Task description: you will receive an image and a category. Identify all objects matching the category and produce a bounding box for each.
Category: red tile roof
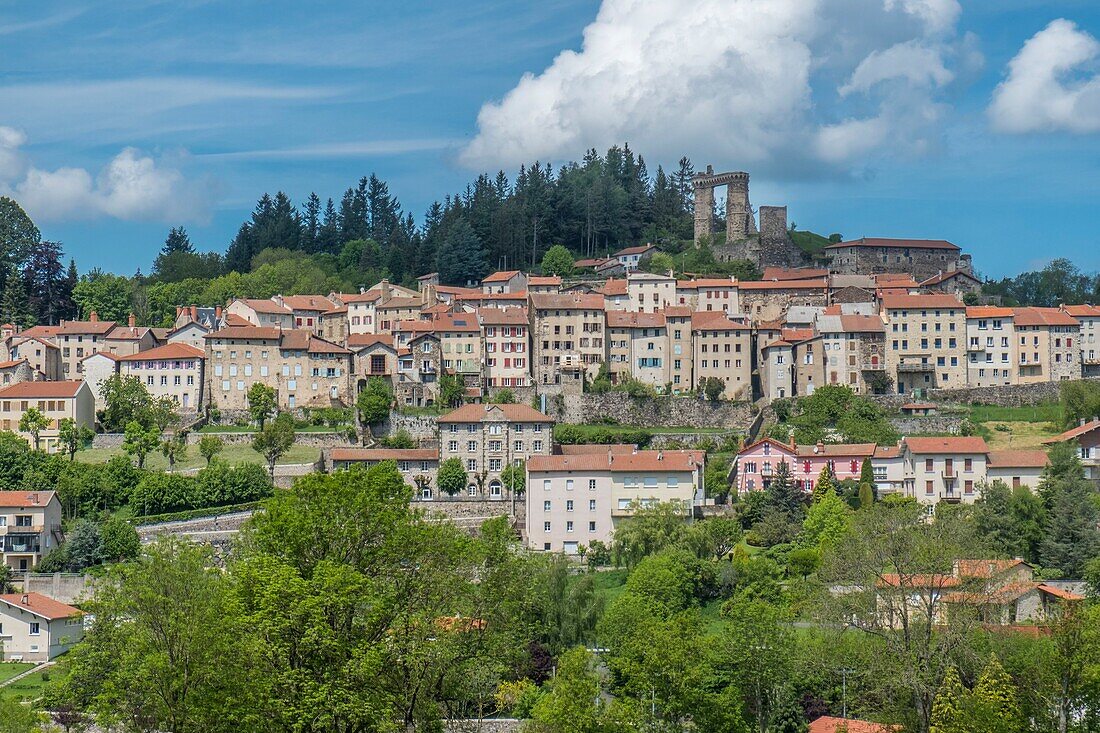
[117,343,204,362]
[280,295,335,311]
[955,559,1029,578]
[986,449,1049,469]
[762,266,830,281]
[438,403,551,423]
[615,244,656,256]
[966,306,1014,318]
[528,276,562,286]
[347,334,395,349]
[795,443,877,458]
[1062,304,1100,318]
[600,278,628,296]
[482,270,523,283]
[223,313,253,327]
[529,449,703,473]
[1044,419,1100,444]
[0,592,82,620]
[237,298,292,315]
[825,236,960,251]
[0,491,57,509]
[0,380,85,399]
[58,319,116,335]
[0,359,27,369]
[1012,307,1079,327]
[839,315,885,333]
[205,326,282,340]
[881,293,964,310]
[431,313,480,332]
[904,436,989,454]
[18,325,61,339]
[530,293,605,310]
[920,270,980,286]
[808,716,901,733]
[691,311,749,331]
[478,307,529,326]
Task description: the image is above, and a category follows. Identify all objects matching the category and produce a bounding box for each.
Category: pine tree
[970,655,1024,733]
[302,193,321,253]
[318,198,341,255]
[930,666,966,733]
[812,465,835,503]
[0,266,33,327]
[1040,474,1100,578]
[23,240,67,325]
[859,481,875,509]
[60,258,78,320]
[436,218,487,286]
[764,461,804,519]
[860,457,875,489]
[160,227,194,256]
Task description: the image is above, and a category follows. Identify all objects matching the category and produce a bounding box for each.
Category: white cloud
[0,132,210,223]
[989,19,1100,134]
[460,0,970,175]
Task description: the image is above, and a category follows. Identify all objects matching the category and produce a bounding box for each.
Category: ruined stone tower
[692,166,756,244]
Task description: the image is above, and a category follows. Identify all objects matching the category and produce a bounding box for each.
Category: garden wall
[382,412,440,440]
[868,377,1100,409]
[557,393,755,429]
[888,416,965,436]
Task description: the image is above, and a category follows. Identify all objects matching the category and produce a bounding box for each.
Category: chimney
[190,305,198,321]
[175,306,183,318]
[815,442,823,454]
[657,450,663,461]
[128,313,136,329]
[214,306,222,322]
[89,311,98,323]
[788,430,796,451]
[21,594,29,605]
[1081,418,1087,427]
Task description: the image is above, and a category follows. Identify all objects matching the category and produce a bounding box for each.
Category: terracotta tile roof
[280,331,351,355]
[920,270,980,286]
[1062,304,1100,318]
[691,311,749,331]
[280,295,335,311]
[0,380,85,399]
[434,286,481,297]
[530,293,605,310]
[881,293,964,310]
[330,448,437,462]
[795,443,877,458]
[478,307,529,326]
[615,244,656,256]
[956,559,1029,578]
[528,275,561,286]
[238,298,292,315]
[347,334,395,349]
[762,266,830,281]
[431,314,480,332]
[0,359,27,369]
[105,326,151,341]
[0,592,82,620]
[81,351,120,362]
[482,270,523,283]
[986,449,1049,469]
[599,278,628,296]
[1037,583,1084,601]
[575,257,615,269]
[877,573,961,589]
[901,402,937,410]
[438,403,551,423]
[1013,307,1079,327]
[529,449,703,473]
[737,278,828,290]
[0,491,57,509]
[18,325,61,339]
[58,319,116,335]
[825,236,960,251]
[117,343,204,362]
[966,306,1014,318]
[9,336,59,351]
[839,315,885,333]
[606,311,666,328]
[873,445,901,459]
[376,296,424,309]
[664,306,693,318]
[223,313,253,326]
[206,326,282,340]
[456,291,529,302]
[341,291,384,304]
[738,437,798,456]
[394,320,437,334]
[1044,419,1100,444]
[904,436,989,454]
[808,716,901,733]
[322,305,348,316]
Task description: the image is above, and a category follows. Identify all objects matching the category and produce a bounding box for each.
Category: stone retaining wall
[93,431,355,450]
[889,416,965,436]
[647,432,741,449]
[558,393,754,429]
[383,412,440,440]
[867,376,1100,409]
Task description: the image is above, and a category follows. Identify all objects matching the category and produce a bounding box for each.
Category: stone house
[690,311,752,399]
[665,307,694,394]
[737,278,829,323]
[273,295,336,335]
[7,337,61,381]
[0,491,63,572]
[438,403,554,500]
[479,307,531,389]
[319,304,348,344]
[0,381,95,453]
[881,293,966,394]
[965,306,1016,387]
[348,334,398,391]
[824,237,969,281]
[939,560,1082,625]
[395,332,441,408]
[530,293,607,386]
[102,315,157,357]
[1061,304,1100,376]
[526,448,704,554]
[79,351,120,412]
[118,342,206,412]
[605,311,668,390]
[0,592,84,661]
[758,328,818,400]
[815,313,887,394]
[674,278,740,314]
[1013,307,1081,383]
[919,269,982,298]
[0,359,35,387]
[225,298,294,329]
[481,270,528,294]
[329,448,439,496]
[56,313,116,378]
[599,278,630,310]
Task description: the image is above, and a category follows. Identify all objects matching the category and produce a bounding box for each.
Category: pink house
[734,437,876,494]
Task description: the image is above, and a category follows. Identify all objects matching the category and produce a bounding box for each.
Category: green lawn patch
[789,230,835,257]
[589,568,629,604]
[0,662,34,685]
[199,424,346,433]
[968,402,1063,424]
[0,659,65,703]
[75,443,321,471]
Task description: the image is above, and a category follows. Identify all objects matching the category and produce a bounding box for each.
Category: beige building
[0,491,63,573]
[965,307,1016,387]
[691,312,752,399]
[118,342,206,412]
[80,352,120,412]
[438,403,554,500]
[881,294,966,394]
[7,337,61,381]
[205,326,353,411]
[225,298,294,329]
[273,295,336,335]
[0,592,84,661]
[1062,304,1100,377]
[665,307,694,394]
[0,381,95,453]
[626,272,675,313]
[675,278,740,314]
[816,313,887,394]
[530,293,606,386]
[901,437,989,506]
[329,448,439,496]
[481,270,527,294]
[57,314,116,377]
[1013,307,1081,383]
[102,315,157,357]
[480,307,531,389]
[605,311,668,390]
[526,448,704,553]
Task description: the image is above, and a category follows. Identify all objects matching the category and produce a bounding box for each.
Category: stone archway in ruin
[692,166,757,246]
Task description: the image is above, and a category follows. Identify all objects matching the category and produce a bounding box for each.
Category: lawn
[589,568,629,605]
[0,659,65,703]
[967,402,1064,450]
[74,443,321,471]
[968,402,1064,424]
[0,662,34,685]
[564,423,734,436]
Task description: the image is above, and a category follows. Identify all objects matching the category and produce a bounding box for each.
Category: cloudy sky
[1,0,1098,277]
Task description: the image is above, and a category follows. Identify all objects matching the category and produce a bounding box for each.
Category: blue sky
[0,0,1098,278]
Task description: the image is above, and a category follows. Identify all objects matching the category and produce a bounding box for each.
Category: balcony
[897,361,935,373]
[940,491,962,504]
[2,525,43,535]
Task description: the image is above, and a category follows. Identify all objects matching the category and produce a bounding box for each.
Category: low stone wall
[559,393,754,429]
[889,416,965,436]
[383,412,440,440]
[93,431,354,450]
[867,376,1100,409]
[439,720,523,733]
[647,432,741,449]
[416,498,520,521]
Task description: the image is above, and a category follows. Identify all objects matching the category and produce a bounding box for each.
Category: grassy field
[74,443,321,470]
[788,229,835,258]
[564,423,734,436]
[0,662,33,685]
[968,403,1064,424]
[966,402,1064,450]
[0,660,63,703]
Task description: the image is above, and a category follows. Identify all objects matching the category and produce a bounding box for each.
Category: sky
[1,0,1099,279]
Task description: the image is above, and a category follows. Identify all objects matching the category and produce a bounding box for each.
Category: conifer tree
[859,481,875,509]
[812,464,835,503]
[970,655,1024,733]
[930,666,967,733]
[764,461,804,519]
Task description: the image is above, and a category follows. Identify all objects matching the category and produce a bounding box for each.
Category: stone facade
[825,238,971,282]
[558,392,754,429]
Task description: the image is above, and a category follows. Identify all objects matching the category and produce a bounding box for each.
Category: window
[29,622,40,635]
[566,500,574,511]
[466,459,477,471]
[588,479,596,490]
[589,521,597,531]
[543,521,551,532]
[566,521,574,532]
[589,499,596,510]
[566,479,574,491]
[543,500,551,511]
